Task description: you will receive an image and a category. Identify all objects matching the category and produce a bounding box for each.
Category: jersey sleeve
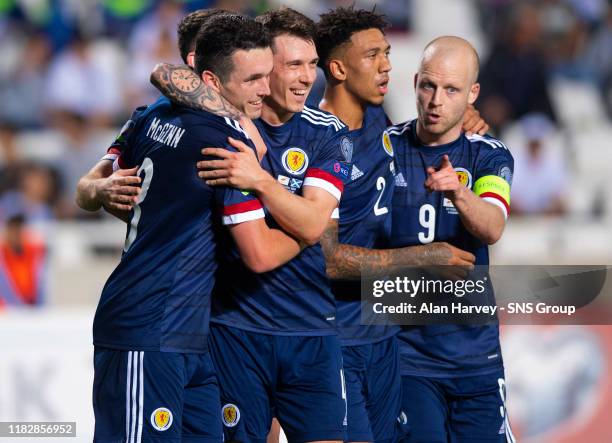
[473,141,514,219]
[303,128,351,201]
[101,105,148,169]
[207,119,266,226]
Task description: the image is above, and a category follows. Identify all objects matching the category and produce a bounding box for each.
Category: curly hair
[316,7,389,77]
[177,8,231,64]
[194,14,271,82]
[256,7,316,47]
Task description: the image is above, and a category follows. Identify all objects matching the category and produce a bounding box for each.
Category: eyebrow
[286,57,319,64]
[364,44,391,54]
[244,73,265,81]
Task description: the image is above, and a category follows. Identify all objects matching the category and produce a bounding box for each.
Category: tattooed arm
[150,63,243,120]
[320,220,476,280]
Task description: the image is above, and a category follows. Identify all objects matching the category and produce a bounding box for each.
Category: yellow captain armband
[473,175,511,218]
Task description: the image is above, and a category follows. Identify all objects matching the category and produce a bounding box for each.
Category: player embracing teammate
[81,5,514,443]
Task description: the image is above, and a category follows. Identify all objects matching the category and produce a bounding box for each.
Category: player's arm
[320,219,475,280]
[200,138,339,246]
[425,155,508,244]
[151,63,268,156]
[150,63,243,121]
[230,220,303,273]
[217,190,303,273]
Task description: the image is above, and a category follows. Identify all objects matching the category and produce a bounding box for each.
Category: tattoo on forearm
[150,63,243,120]
[320,222,452,280]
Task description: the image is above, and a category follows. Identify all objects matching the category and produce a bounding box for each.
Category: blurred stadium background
[1,0,611,441]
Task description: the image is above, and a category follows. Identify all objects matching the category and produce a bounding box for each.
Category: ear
[186,52,195,68]
[413,73,419,91]
[202,70,221,92]
[329,59,347,82]
[468,82,480,105]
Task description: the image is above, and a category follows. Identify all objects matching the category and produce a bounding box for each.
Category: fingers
[425,175,458,192]
[106,202,135,212]
[204,178,230,187]
[113,176,141,186]
[201,147,236,159]
[456,249,476,264]
[116,166,140,176]
[462,114,479,134]
[227,137,250,152]
[439,154,452,169]
[110,193,139,205]
[477,122,490,135]
[197,159,232,170]
[198,169,230,179]
[116,185,140,196]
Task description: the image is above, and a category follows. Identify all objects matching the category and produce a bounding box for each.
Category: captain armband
[473,175,511,219]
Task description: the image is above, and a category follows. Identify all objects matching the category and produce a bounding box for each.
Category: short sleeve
[473,141,514,219]
[208,121,265,225]
[102,105,148,168]
[303,129,352,201]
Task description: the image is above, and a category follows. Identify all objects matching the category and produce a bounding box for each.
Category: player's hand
[198,137,271,190]
[422,242,475,280]
[462,104,489,136]
[94,166,141,211]
[424,155,463,200]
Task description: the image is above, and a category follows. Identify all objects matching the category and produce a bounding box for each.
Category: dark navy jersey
[93,97,264,353]
[211,106,349,335]
[332,105,401,346]
[388,119,513,377]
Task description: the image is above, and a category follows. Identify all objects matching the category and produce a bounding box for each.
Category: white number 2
[374,176,389,216]
[124,157,154,252]
[418,204,436,244]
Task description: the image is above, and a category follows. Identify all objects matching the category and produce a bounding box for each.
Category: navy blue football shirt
[93,97,264,353]
[388,119,513,377]
[332,105,402,346]
[211,106,350,335]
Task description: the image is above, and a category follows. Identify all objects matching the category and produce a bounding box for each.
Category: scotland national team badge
[150,407,173,431]
[382,131,394,157]
[455,167,472,189]
[340,136,353,162]
[222,403,241,428]
[282,147,309,175]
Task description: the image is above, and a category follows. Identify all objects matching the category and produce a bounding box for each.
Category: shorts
[342,336,403,442]
[208,323,346,443]
[399,369,515,443]
[93,347,222,442]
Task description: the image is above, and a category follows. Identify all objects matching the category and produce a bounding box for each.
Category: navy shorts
[93,347,222,443]
[399,369,515,443]
[208,323,346,443]
[342,336,403,443]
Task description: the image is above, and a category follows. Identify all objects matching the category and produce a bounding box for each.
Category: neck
[415,120,462,146]
[319,83,366,130]
[261,98,294,126]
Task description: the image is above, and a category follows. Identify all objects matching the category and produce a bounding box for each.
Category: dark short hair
[316,7,389,77]
[177,8,230,64]
[256,7,316,47]
[194,15,271,82]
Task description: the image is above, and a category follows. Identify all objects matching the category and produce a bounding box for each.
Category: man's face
[414,53,479,140]
[266,34,318,118]
[219,47,273,119]
[341,28,391,106]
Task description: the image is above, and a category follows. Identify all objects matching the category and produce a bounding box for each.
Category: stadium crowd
[0,0,611,303]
